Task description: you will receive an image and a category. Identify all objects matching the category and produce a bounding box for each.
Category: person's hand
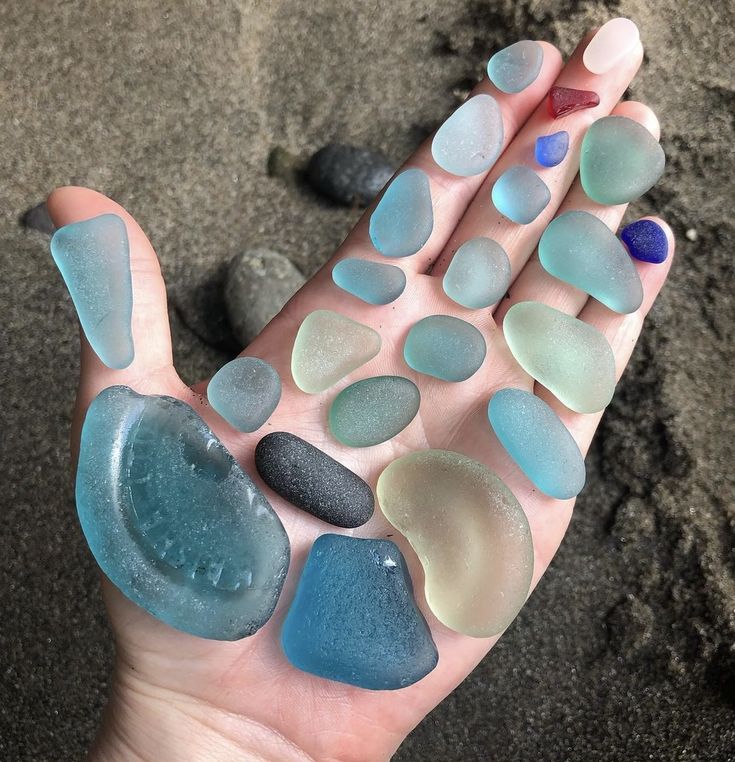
[48,29,673,762]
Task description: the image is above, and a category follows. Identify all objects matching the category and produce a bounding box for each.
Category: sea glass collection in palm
[487,40,544,94]
[492,165,551,224]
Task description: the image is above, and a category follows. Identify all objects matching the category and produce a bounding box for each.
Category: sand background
[1,0,733,759]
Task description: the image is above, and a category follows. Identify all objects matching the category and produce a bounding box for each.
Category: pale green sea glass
[504,302,616,413]
[443,237,511,309]
[377,450,534,637]
[291,310,381,394]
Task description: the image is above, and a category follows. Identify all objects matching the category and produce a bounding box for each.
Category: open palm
[50,30,673,762]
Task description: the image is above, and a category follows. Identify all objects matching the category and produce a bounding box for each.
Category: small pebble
[621,219,669,264]
[443,237,511,308]
[492,165,550,224]
[548,86,600,118]
[255,432,375,528]
[332,258,406,305]
[534,130,569,167]
[685,228,698,242]
[21,202,56,234]
[487,40,544,94]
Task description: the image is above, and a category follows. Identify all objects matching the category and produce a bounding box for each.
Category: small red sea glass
[548,86,600,118]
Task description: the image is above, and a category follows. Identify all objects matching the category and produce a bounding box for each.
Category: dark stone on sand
[20,202,55,234]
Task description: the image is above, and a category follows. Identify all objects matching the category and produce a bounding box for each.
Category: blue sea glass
[431,94,504,176]
[443,237,511,308]
[207,357,281,433]
[369,168,433,258]
[487,40,544,94]
[535,131,569,167]
[404,315,486,382]
[50,213,134,369]
[332,258,406,305]
[492,166,550,224]
[621,219,669,264]
[488,388,586,499]
[281,534,438,690]
[76,385,290,640]
[538,211,643,314]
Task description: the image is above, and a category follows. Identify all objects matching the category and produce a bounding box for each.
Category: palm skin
[48,30,673,762]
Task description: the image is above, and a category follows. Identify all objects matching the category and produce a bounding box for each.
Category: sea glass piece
[377,450,533,637]
[504,302,616,413]
[431,94,504,176]
[369,168,433,258]
[548,86,600,118]
[255,432,374,527]
[535,130,569,167]
[329,375,420,447]
[488,388,586,499]
[291,310,381,394]
[443,237,511,308]
[281,534,438,690]
[49,213,134,369]
[404,315,486,382]
[580,116,665,204]
[207,357,281,433]
[492,165,550,224]
[538,210,643,314]
[332,258,406,305]
[621,219,669,264]
[75,386,290,640]
[583,18,640,75]
[487,40,543,94]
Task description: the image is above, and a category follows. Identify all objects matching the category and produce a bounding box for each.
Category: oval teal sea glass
[332,258,406,305]
[443,237,511,308]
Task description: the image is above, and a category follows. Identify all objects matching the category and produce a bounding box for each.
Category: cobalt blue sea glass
[332,258,406,305]
[621,219,669,264]
[487,40,544,94]
[492,166,550,224]
[281,534,438,690]
[488,388,586,499]
[76,385,290,640]
[535,130,569,167]
[50,213,134,369]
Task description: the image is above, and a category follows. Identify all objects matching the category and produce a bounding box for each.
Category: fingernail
[583,18,640,75]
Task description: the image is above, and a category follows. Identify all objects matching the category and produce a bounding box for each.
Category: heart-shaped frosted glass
[487,40,543,94]
[332,258,406,305]
[538,210,643,313]
[443,237,511,309]
[431,94,504,176]
[504,302,616,413]
[377,449,534,637]
[492,166,550,224]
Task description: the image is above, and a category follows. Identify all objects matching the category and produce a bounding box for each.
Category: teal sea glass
[281,534,438,690]
[492,166,550,224]
[329,375,420,447]
[580,116,665,205]
[332,258,406,305]
[443,237,511,308]
[76,385,290,640]
[488,388,586,499]
[369,168,433,258]
[538,210,643,314]
[487,40,544,94]
[431,94,504,176]
[50,213,134,369]
[207,357,281,432]
[404,315,486,382]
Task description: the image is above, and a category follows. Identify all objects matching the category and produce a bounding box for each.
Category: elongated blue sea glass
[621,219,669,264]
[76,385,290,640]
[431,94,504,176]
[50,213,134,369]
[487,40,543,94]
[488,388,585,499]
[404,315,486,382]
[443,237,511,308]
[332,258,406,305]
[281,534,438,690]
[207,357,281,432]
[538,210,643,314]
[369,168,433,258]
[492,166,550,224]
[535,131,569,167]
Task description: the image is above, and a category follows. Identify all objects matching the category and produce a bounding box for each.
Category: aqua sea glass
[377,450,533,637]
[431,94,504,176]
[369,168,433,258]
[538,210,643,314]
[76,386,290,640]
[281,534,438,689]
[535,130,569,167]
[329,375,420,447]
[50,213,134,369]
[332,258,406,305]
[492,166,550,224]
[580,116,665,205]
[207,357,281,432]
[488,388,586,499]
[291,310,381,393]
[621,219,669,264]
[404,315,486,382]
[487,40,543,94]
[504,302,616,414]
[443,237,511,308]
